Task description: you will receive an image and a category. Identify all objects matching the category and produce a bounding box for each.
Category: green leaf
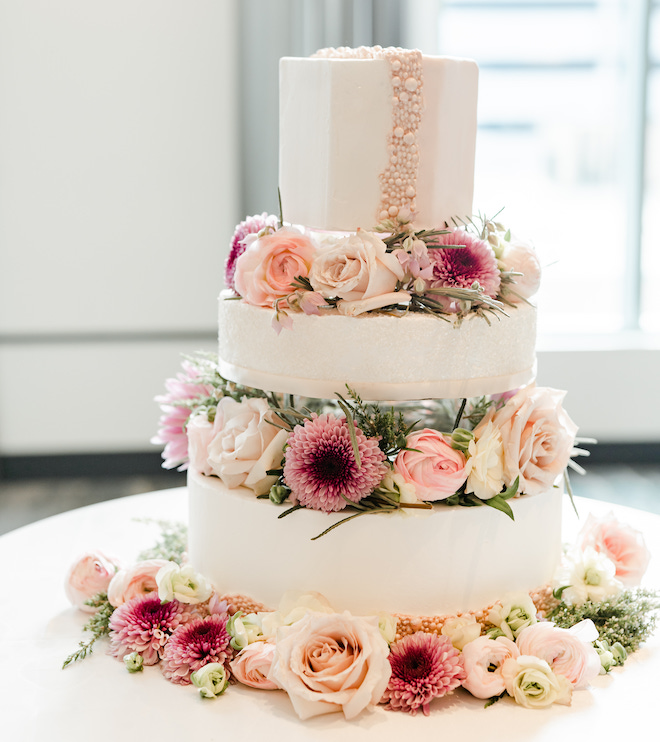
[483,494,515,520]
[500,476,520,500]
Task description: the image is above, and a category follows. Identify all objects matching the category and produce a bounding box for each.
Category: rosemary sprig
[62,593,114,668]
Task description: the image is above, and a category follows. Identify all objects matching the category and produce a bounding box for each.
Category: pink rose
[268,612,391,720]
[482,385,578,496]
[461,635,520,699]
[107,559,170,607]
[579,512,651,586]
[394,428,468,500]
[64,551,121,612]
[515,620,601,689]
[230,642,279,690]
[234,227,317,307]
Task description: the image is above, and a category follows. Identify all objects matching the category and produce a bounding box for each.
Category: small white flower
[464,420,505,499]
[377,612,397,644]
[441,615,482,650]
[156,562,212,604]
[487,591,537,640]
[191,662,229,698]
[554,547,623,606]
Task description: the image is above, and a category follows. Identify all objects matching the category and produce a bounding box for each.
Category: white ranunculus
[464,420,505,499]
[260,590,336,639]
[156,562,212,604]
[191,662,229,698]
[309,229,405,302]
[554,547,623,606]
[502,655,573,709]
[207,396,287,495]
[487,591,538,640]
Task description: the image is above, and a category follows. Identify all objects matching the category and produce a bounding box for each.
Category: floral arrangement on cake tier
[223,211,541,332]
[63,514,658,718]
[153,353,589,535]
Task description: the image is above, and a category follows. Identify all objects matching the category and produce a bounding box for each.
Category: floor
[1,465,659,537]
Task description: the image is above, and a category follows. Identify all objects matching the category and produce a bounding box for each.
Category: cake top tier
[279,46,478,232]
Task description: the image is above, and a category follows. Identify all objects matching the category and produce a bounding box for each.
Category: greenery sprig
[62,593,114,668]
[135,518,188,564]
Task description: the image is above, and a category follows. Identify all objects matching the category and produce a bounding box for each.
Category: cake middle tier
[217,295,537,400]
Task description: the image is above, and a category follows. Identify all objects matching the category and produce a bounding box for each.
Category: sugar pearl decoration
[311,45,423,224]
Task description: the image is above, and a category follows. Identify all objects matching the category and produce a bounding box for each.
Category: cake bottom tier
[187,469,563,617]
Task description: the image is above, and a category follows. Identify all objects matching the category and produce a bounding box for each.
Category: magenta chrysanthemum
[160,613,233,685]
[225,212,279,292]
[428,229,500,299]
[151,361,215,470]
[382,632,466,715]
[108,594,192,666]
[283,413,388,512]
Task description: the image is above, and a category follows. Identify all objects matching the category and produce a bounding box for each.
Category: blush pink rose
[268,612,391,720]
[107,559,170,608]
[461,635,520,699]
[394,428,468,500]
[234,227,317,307]
[515,620,601,689]
[579,512,651,586]
[499,237,542,301]
[64,551,121,612]
[186,411,216,476]
[482,385,578,496]
[230,641,279,690]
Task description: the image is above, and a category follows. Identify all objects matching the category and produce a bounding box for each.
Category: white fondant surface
[2,490,657,739]
[218,295,537,400]
[187,469,563,616]
[279,55,478,231]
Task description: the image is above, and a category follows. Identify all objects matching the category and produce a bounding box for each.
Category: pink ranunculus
[482,385,578,496]
[230,641,279,690]
[461,635,520,699]
[233,227,317,307]
[107,559,170,608]
[515,620,601,689]
[64,551,121,612]
[499,237,542,301]
[394,428,468,500]
[268,611,392,720]
[579,512,651,586]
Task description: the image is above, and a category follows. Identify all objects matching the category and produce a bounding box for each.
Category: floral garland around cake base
[63,513,658,719]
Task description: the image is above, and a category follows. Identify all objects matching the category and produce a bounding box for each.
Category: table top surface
[1,488,658,741]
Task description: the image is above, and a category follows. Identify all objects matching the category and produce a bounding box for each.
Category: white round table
[1,489,657,741]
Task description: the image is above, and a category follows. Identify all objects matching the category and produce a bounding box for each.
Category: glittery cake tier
[217,293,537,401]
[279,47,478,232]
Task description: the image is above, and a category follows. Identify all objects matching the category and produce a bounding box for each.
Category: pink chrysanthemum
[225,213,279,291]
[108,594,192,666]
[283,413,388,512]
[160,613,234,685]
[382,632,466,715]
[151,361,215,470]
[428,229,500,299]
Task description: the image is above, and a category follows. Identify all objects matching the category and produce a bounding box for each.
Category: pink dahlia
[160,613,234,685]
[151,361,215,470]
[382,632,466,715]
[428,229,501,300]
[283,413,388,512]
[108,594,192,666]
[225,212,279,292]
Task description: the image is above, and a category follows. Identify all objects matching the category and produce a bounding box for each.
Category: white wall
[0,1,239,455]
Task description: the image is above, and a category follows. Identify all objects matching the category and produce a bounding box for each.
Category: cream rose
[502,655,573,709]
[206,396,288,496]
[230,642,279,690]
[441,615,482,650]
[483,385,578,496]
[515,620,601,689]
[579,512,651,586]
[64,551,121,612]
[464,420,505,499]
[234,227,317,307]
[309,230,405,306]
[107,559,169,607]
[186,411,215,476]
[394,428,468,500]
[461,635,520,699]
[156,562,212,605]
[268,611,392,720]
[259,591,336,639]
